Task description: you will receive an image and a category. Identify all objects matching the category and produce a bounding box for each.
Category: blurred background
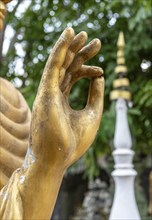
[0,0,152,219]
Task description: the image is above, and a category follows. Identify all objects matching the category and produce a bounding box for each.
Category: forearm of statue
[0,149,65,219]
[0,28,104,220]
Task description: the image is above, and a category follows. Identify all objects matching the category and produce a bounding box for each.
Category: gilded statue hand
[0,28,104,220]
[30,27,104,170]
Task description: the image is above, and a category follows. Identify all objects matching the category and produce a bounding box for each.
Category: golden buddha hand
[0,28,104,220]
[30,27,104,170]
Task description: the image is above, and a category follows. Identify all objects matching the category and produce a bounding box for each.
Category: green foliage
[1,0,152,178]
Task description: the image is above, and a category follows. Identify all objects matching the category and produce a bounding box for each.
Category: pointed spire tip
[117,31,125,48]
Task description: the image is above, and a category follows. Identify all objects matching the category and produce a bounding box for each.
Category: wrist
[23,146,66,176]
[18,152,66,219]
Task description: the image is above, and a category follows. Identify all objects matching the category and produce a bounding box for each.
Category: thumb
[87,76,104,115]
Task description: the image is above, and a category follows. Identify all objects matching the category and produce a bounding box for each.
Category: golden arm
[0,27,104,219]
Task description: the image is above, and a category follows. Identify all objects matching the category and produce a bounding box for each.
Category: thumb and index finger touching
[41,27,104,112]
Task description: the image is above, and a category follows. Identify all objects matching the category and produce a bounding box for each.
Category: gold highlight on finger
[60,27,75,45]
[70,31,88,53]
[71,65,104,83]
[59,31,88,86]
[66,38,101,75]
[87,76,104,112]
[78,38,101,62]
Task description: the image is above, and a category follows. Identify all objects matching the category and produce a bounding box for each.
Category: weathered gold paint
[0,0,13,29]
[2,0,12,3]
[0,9,104,218]
[0,78,31,189]
[0,1,6,30]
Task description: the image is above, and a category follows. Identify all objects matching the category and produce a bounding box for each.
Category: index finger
[67,38,101,74]
[43,28,75,86]
[59,31,88,85]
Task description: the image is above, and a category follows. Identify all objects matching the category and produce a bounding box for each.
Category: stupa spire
[110,32,131,101]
